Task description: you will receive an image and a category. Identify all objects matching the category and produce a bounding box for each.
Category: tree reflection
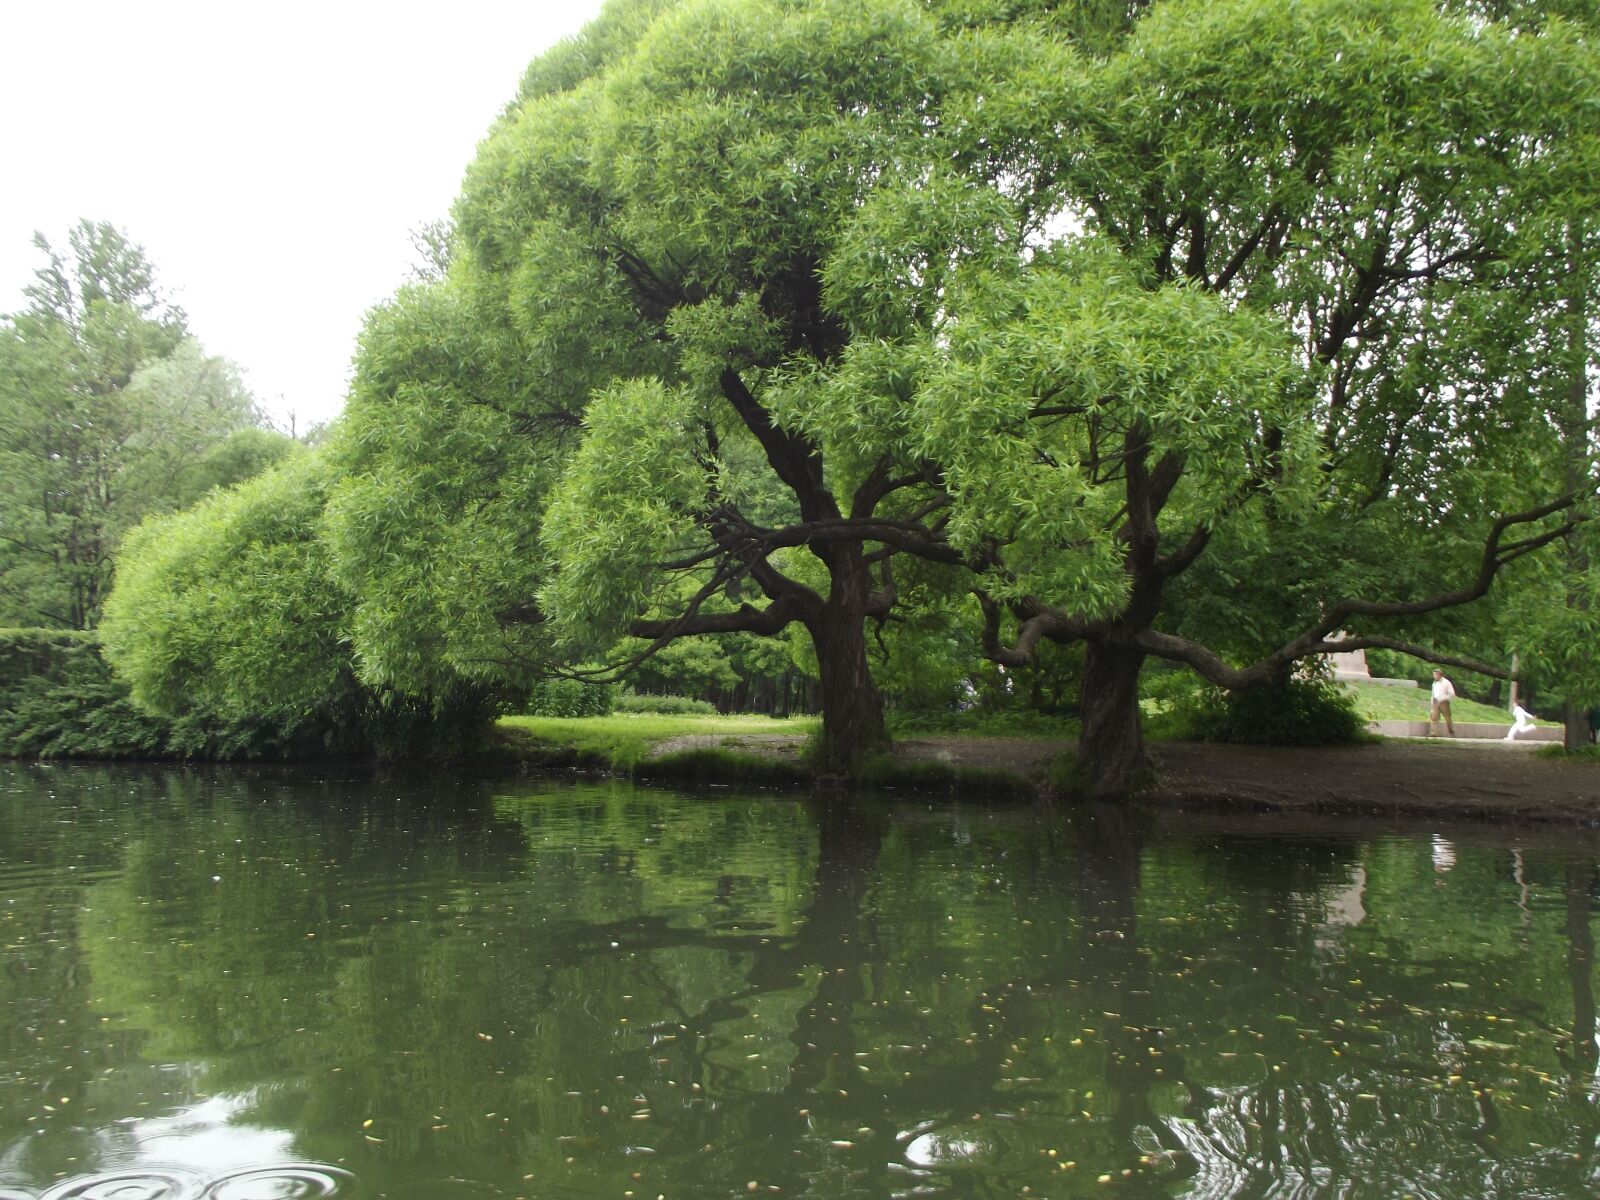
[1562,860,1598,1077]
[9,765,1600,1199]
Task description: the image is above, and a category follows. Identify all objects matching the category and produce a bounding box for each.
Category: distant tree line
[0,221,300,630]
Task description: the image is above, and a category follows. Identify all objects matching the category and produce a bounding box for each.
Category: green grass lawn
[497,683,1549,775]
[1340,681,1550,725]
[888,708,1079,739]
[498,712,816,770]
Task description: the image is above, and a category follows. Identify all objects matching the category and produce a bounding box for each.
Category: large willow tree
[903,0,1600,787]
[333,0,1047,767]
[330,0,1595,783]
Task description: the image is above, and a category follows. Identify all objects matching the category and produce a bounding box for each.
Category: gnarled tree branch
[1133,496,1582,687]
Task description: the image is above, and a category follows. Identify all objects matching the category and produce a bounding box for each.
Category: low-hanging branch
[977,592,1099,668]
[1132,495,1582,688]
[1135,628,1518,688]
[552,558,814,685]
[979,494,1583,688]
[630,593,813,642]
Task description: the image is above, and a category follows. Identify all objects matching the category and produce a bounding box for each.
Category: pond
[2,762,1599,1199]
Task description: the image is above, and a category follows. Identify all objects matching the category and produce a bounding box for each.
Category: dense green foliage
[525,678,617,718]
[1207,675,1367,748]
[100,457,496,759]
[309,0,1596,786]
[0,629,167,758]
[0,628,352,761]
[614,690,717,715]
[83,0,1599,780]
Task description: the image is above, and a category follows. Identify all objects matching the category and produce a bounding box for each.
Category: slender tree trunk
[1566,702,1593,750]
[1562,222,1593,752]
[1077,640,1151,797]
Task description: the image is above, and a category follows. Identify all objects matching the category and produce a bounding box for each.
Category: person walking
[1504,702,1537,741]
[1429,669,1456,736]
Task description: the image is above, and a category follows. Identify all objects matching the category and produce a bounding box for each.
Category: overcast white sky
[1,1,605,431]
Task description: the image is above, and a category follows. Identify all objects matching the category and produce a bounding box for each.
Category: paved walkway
[1367,719,1561,743]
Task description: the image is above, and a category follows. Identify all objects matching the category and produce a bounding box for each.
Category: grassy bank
[493,711,1044,797]
[497,712,816,772]
[493,683,1567,798]
[1340,681,1553,725]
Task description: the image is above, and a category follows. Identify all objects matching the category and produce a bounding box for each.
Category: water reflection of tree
[1072,803,1205,1182]
[21,765,1600,1199]
[0,884,123,1184]
[1561,860,1598,1077]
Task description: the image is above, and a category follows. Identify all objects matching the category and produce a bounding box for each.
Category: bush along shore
[0,642,1049,798]
[10,647,1591,815]
[0,628,496,763]
[2,629,176,760]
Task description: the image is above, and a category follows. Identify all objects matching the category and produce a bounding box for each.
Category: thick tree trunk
[810,611,888,772]
[1565,701,1593,754]
[749,799,886,1098]
[1077,640,1151,797]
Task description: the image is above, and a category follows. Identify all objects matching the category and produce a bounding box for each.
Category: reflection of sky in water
[17,1112,352,1200]
[903,1131,981,1167]
[100,1095,295,1173]
[0,1094,321,1200]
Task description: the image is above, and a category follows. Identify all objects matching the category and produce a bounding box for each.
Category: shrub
[1141,665,1364,748]
[614,691,717,715]
[1208,673,1365,746]
[525,678,617,718]
[0,629,171,759]
[0,626,497,762]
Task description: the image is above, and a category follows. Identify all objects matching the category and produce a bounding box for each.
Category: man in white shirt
[1429,669,1456,736]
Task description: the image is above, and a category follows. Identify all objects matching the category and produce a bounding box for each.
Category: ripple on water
[199,1165,355,1200]
[28,1165,356,1200]
[38,1167,204,1200]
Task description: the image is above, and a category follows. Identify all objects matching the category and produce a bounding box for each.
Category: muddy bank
[862,732,1598,826]
[650,729,1597,824]
[1143,740,1599,825]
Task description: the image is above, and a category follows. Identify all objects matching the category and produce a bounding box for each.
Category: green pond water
[3,762,1600,1199]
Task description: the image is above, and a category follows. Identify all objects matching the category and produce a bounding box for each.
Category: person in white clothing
[1504,703,1537,741]
[1429,669,1456,736]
